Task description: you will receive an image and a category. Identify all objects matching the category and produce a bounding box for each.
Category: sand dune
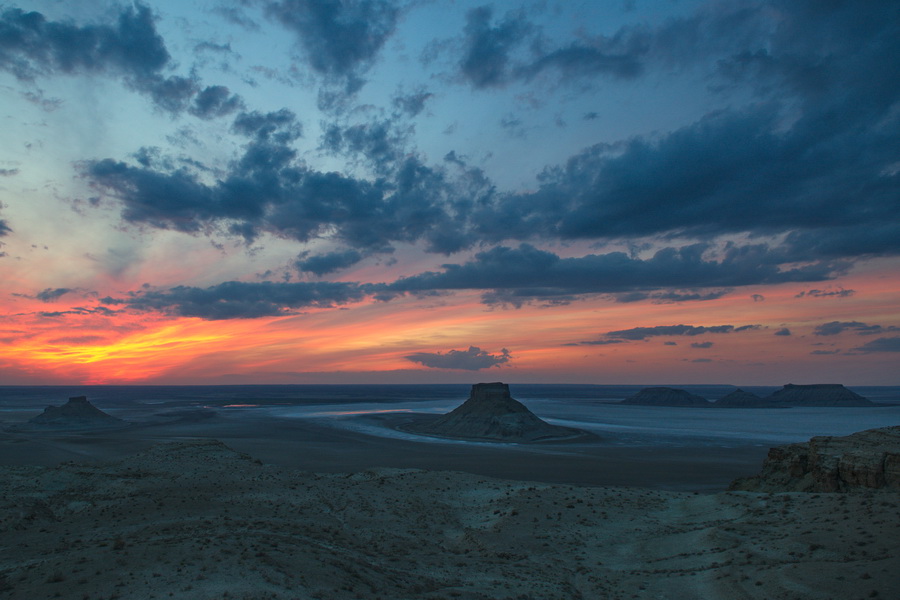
[2,439,897,600]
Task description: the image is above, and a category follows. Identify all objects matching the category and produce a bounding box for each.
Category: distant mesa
[22,396,127,430]
[620,384,874,408]
[404,382,588,443]
[767,383,874,407]
[620,387,710,407]
[712,389,780,408]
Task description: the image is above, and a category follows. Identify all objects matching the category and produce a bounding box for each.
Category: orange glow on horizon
[1,265,898,385]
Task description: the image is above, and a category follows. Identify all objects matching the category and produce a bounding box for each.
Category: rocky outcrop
[730,426,900,492]
[620,387,710,407]
[766,383,873,407]
[23,396,126,430]
[712,389,780,408]
[405,382,585,442]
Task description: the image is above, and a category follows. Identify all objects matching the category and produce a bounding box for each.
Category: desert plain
[1,391,898,599]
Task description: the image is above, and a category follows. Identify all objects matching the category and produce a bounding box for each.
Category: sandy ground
[0,409,767,492]
[1,438,897,600]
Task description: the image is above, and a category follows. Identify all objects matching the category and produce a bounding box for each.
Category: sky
[0,0,898,386]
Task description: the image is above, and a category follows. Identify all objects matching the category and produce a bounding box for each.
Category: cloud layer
[405,346,511,370]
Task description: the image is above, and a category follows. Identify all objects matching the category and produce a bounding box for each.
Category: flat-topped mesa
[620,387,710,407]
[767,383,874,407]
[26,396,126,429]
[712,388,780,408]
[407,382,586,442]
[730,426,900,492]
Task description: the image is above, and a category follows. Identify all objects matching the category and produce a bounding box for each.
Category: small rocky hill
[767,384,873,407]
[405,382,585,442]
[620,387,710,407]
[730,426,900,492]
[21,396,126,430]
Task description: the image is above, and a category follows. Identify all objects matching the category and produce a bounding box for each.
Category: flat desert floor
[0,408,767,491]
[1,406,898,599]
[2,439,898,600]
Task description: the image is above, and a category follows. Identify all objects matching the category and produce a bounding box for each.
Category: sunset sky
[1,0,898,385]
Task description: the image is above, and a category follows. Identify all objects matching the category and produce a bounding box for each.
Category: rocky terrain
[12,396,127,431]
[1,439,898,600]
[404,382,586,442]
[620,386,710,407]
[731,426,900,493]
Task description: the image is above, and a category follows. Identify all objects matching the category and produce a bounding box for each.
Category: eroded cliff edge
[730,426,900,492]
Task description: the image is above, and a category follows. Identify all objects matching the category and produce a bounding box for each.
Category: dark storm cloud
[81,0,898,307]
[794,288,855,299]
[691,341,713,349]
[232,109,302,141]
[387,243,844,306]
[514,38,644,83]
[0,4,243,116]
[603,324,757,341]
[455,5,649,89]
[33,305,117,318]
[445,1,900,267]
[101,280,372,320]
[405,346,510,370]
[85,149,468,255]
[189,85,244,119]
[0,168,19,176]
[814,321,898,337]
[391,89,433,117]
[852,337,900,353]
[263,0,399,85]
[458,6,531,88]
[320,119,407,175]
[86,103,485,257]
[613,290,730,304]
[476,104,898,250]
[575,339,626,346]
[774,328,791,336]
[35,287,72,302]
[0,219,10,236]
[0,4,167,80]
[295,249,363,275]
[450,1,775,89]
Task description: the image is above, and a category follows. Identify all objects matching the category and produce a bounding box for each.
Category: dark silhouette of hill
[713,389,780,408]
[20,396,127,430]
[767,384,874,407]
[620,387,710,407]
[404,382,586,442]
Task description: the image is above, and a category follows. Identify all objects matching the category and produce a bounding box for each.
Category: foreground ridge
[731,426,900,492]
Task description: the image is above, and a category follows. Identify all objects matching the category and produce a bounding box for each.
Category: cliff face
[620,387,710,407]
[767,384,873,407]
[406,382,584,442]
[730,426,900,492]
[26,396,125,430]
